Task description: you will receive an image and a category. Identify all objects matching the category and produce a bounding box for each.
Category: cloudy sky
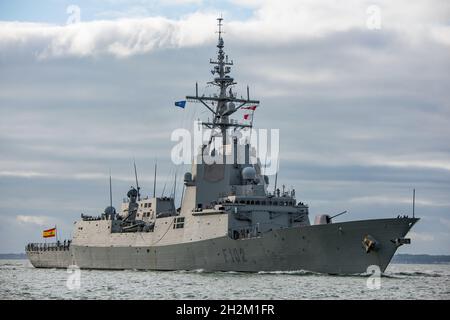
[0,0,449,254]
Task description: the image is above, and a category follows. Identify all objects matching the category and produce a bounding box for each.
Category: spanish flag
[43,227,56,238]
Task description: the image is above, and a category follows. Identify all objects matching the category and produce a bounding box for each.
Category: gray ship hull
[26,248,72,269]
[27,217,417,274]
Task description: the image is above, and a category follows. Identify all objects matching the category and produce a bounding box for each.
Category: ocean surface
[0,259,449,299]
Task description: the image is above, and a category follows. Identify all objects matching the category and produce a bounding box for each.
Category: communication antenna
[180,184,185,208]
[161,180,167,197]
[109,169,113,208]
[273,155,279,195]
[217,15,223,38]
[153,159,157,198]
[173,170,177,201]
[412,188,415,218]
[263,148,268,182]
[133,160,141,201]
[273,172,278,195]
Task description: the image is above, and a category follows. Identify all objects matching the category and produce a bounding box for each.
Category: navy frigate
[26,18,419,274]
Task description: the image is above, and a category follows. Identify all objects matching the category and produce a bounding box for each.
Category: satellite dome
[242,166,256,181]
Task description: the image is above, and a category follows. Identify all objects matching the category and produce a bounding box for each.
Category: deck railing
[26,240,71,252]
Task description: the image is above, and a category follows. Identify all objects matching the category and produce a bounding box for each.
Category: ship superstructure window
[173,217,185,229]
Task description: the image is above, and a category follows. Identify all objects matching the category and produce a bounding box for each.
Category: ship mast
[186,17,260,162]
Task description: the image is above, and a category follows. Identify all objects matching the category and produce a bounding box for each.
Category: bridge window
[255,201,260,205]
[173,217,185,229]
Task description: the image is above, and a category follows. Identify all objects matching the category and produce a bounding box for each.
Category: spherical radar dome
[242,166,257,181]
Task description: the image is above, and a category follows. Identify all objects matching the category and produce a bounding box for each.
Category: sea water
[0,259,449,299]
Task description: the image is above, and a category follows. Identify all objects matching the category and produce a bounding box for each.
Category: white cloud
[0,1,448,59]
[16,215,52,226]
[369,159,450,172]
[281,151,450,173]
[0,12,217,58]
[409,231,435,242]
[438,218,450,229]
[230,0,450,43]
[348,196,450,207]
[0,169,185,185]
[0,171,51,178]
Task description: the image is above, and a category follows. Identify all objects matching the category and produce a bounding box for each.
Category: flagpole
[249,108,256,144]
